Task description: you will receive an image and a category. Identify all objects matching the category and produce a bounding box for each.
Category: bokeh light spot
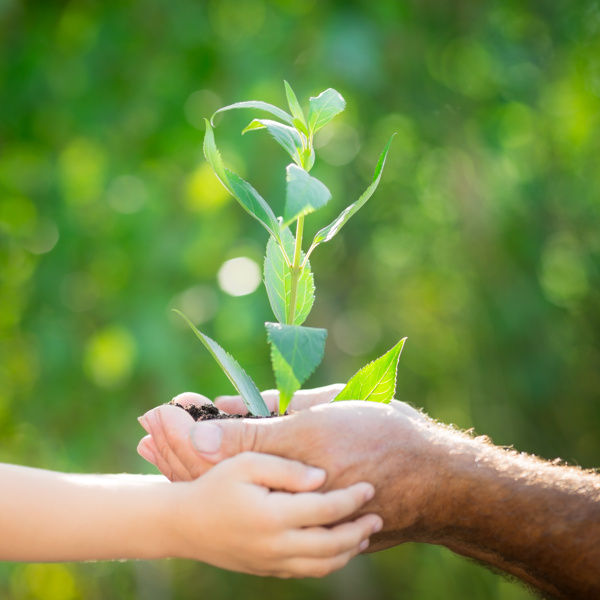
[184,163,230,212]
[315,122,361,166]
[22,218,59,255]
[170,285,219,325]
[539,233,589,308]
[332,309,382,356]
[217,257,261,297]
[84,326,137,389]
[106,175,147,214]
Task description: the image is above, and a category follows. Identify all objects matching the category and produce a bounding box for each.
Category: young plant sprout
[175,82,405,416]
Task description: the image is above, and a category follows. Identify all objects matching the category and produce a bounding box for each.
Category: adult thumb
[189,416,278,463]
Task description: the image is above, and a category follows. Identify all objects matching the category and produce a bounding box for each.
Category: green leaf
[308,88,346,134]
[266,322,327,413]
[242,119,304,166]
[173,310,270,417]
[284,81,306,127]
[283,164,331,227]
[308,134,395,256]
[332,338,407,403]
[203,120,281,242]
[211,101,294,126]
[292,117,309,138]
[264,229,315,325]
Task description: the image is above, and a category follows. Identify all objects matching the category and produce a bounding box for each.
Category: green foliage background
[1,0,599,598]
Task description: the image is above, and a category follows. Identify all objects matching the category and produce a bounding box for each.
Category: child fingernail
[372,517,383,533]
[306,467,326,482]
[138,416,150,433]
[359,539,369,552]
[364,484,375,501]
[191,423,222,454]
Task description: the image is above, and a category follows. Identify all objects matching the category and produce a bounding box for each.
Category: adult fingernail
[138,442,157,465]
[364,484,375,502]
[191,423,222,454]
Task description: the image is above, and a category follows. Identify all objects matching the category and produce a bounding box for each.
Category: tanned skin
[138,387,600,599]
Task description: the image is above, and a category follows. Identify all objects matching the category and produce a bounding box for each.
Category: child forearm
[0,463,172,562]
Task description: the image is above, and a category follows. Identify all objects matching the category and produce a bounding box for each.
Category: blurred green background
[1,0,599,598]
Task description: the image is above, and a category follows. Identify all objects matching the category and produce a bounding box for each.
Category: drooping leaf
[264,229,315,325]
[173,310,270,417]
[308,88,346,134]
[284,81,306,127]
[307,134,395,257]
[211,101,294,126]
[242,119,304,166]
[332,338,407,403]
[283,164,331,227]
[203,120,281,242]
[266,322,327,413]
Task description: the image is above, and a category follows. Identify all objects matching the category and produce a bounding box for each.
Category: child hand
[163,452,382,578]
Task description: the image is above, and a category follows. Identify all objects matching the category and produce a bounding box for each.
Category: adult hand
[138,392,444,552]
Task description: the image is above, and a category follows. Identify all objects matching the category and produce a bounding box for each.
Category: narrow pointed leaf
[308,88,346,134]
[293,117,309,137]
[211,101,293,126]
[173,310,270,417]
[266,322,327,413]
[284,81,306,126]
[203,120,281,242]
[264,229,315,325]
[243,119,303,165]
[308,134,395,255]
[241,119,267,135]
[333,338,407,403]
[283,164,332,227]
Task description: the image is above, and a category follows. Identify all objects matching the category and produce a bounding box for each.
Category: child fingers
[286,514,381,559]
[279,482,375,527]
[229,453,326,492]
[275,543,367,579]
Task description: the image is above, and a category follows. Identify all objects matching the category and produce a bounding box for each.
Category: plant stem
[286,215,304,325]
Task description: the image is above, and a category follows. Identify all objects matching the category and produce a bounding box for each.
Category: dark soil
[170,401,278,421]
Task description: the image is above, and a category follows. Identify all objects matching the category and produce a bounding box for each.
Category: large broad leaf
[308,88,346,134]
[173,310,270,417]
[283,164,331,226]
[266,322,327,413]
[307,134,395,257]
[211,101,294,126]
[264,229,315,325]
[242,119,303,166]
[333,338,407,403]
[203,120,281,242]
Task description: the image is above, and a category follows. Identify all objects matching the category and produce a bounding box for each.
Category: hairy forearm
[0,463,172,562]
[428,437,600,599]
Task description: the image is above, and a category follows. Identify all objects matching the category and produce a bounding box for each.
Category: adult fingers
[215,389,280,415]
[171,392,213,408]
[140,405,210,481]
[227,452,326,492]
[288,384,345,411]
[274,482,375,528]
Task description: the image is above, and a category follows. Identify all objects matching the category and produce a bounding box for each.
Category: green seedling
[178,81,406,415]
